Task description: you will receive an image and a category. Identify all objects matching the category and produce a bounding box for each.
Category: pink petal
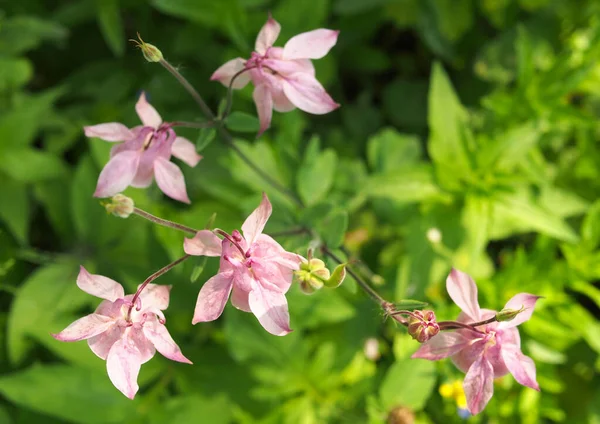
[255,14,281,54]
[127,326,156,364]
[242,193,272,246]
[135,92,162,129]
[88,324,125,360]
[411,332,471,360]
[231,286,251,312]
[283,29,339,60]
[171,137,202,167]
[84,123,134,142]
[501,345,540,390]
[498,293,542,329]
[94,151,141,198]
[446,268,482,321]
[184,230,223,257]
[255,235,302,269]
[192,272,234,324]
[143,318,192,364]
[210,58,251,89]
[248,280,292,336]
[153,157,190,203]
[106,335,142,399]
[77,266,125,301]
[253,84,274,137]
[52,314,114,342]
[137,284,171,311]
[282,73,339,114]
[463,355,494,415]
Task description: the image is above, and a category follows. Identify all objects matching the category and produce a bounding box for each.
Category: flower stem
[322,246,388,307]
[127,254,191,320]
[159,59,216,120]
[159,58,304,207]
[133,207,198,235]
[214,229,246,257]
[222,66,256,120]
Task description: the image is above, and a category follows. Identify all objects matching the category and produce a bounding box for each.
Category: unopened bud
[407,310,439,343]
[104,194,134,218]
[131,33,163,63]
[496,305,525,322]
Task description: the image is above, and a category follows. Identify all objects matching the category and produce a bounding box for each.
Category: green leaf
[288,286,355,329]
[364,165,445,204]
[582,200,600,249]
[151,0,249,50]
[477,123,540,171]
[0,57,33,91]
[95,0,125,56]
[0,16,68,55]
[224,307,301,363]
[0,90,62,149]
[0,364,138,424]
[297,138,338,206]
[0,177,29,244]
[367,128,422,173]
[317,209,348,248]
[196,127,217,152]
[427,62,473,188]
[7,262,85,364]
[492,192,579,243]
[190,256,208,283]
[379,359,436,410]
[225,111,260,133]
[0,149,68,183]
[149,395,232,424]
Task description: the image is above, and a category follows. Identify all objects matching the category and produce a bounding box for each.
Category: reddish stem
[127,255,191,320]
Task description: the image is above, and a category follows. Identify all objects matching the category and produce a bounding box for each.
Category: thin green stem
[322,246,387,307]
[160,58,303,207]
[159,59,216,120]
[134,207,198,235]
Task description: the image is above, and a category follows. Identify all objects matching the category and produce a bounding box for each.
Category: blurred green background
[1,0,600,423]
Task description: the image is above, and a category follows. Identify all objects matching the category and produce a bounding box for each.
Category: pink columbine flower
[84,92,202,203]
[211,14,340,135]
[52,266,192,399]
[412,269,541,415]
[183,193,302,335]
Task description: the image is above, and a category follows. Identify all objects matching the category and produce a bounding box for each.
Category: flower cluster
[412,269,540,414]
[52,14,542,415]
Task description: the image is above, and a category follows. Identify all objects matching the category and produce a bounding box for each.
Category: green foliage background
[1,0,600,422]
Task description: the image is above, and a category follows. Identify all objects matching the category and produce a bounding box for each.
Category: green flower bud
[131,33,163,63]
[104,194,134,218]
[496,305,525,322]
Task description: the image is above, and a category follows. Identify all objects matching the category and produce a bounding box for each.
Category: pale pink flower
[211,14,340,135]
[183,193,302,335]
[52,266,192,399]
[84,92,202,203]
[412,269,541,415]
